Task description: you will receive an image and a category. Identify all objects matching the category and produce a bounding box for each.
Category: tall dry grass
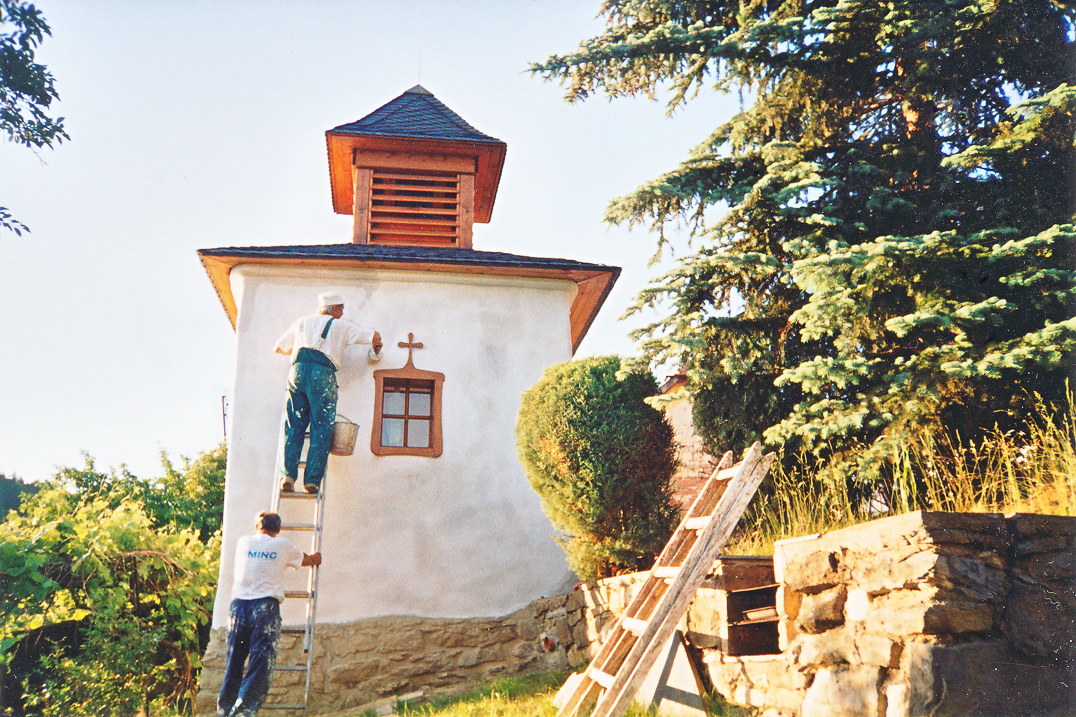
[727,392,1076,555]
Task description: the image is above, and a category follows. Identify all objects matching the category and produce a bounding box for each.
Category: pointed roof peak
[328,86,500,144]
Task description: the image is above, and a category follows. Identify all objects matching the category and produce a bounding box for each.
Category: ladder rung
[652,566,680,579]
[284,590,312,599]
[589,668,615,689]
[280,626,307,634]
[273,665,308,672]
[279,492,317,500]
[621,617,648,635]
[282,523,315,531]
[684,516,710,530]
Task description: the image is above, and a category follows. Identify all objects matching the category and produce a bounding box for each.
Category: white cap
[318,291,345,308]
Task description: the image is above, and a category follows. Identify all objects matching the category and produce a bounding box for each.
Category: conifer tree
[532,0,1075,486]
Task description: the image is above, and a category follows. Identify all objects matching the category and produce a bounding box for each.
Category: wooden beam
[352,167,373,244]
[353,149,475,174]
[457,173,474,249]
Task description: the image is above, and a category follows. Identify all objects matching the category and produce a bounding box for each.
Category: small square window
[371,348,444,458]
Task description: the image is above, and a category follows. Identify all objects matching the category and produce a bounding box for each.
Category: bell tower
[325,85,507,249]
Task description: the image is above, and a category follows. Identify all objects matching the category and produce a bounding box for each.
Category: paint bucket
[330,414,359,456]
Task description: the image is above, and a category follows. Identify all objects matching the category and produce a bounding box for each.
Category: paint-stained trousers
[218,597,281,717]
[280,359,338,488]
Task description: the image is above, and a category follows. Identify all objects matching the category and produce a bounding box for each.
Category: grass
[725,392,1076,555]
[372,672,751,717]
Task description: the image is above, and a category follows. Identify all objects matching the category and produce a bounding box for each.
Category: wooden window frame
[371,363,444,458]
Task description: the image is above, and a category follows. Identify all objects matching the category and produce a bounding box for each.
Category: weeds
[726,392,1076,554]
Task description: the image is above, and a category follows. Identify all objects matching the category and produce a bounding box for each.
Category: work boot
[280,478,295,493]
[303,483,319,495]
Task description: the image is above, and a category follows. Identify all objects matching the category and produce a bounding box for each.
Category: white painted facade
[211,263,580,629]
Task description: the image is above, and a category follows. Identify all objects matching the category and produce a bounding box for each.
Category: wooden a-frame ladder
[557,441,774,717]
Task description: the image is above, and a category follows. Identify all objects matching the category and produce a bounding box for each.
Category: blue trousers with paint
[280,359,338,488]
[218,597,281,717]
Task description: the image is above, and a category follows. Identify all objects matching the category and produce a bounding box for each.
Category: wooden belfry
[325,85,507,249]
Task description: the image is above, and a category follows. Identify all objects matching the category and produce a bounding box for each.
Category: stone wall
[702,511,1075,717]
[195,592,599,716]
[197,511,1075,716]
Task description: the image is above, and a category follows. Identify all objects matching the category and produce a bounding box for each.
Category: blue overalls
[279,319,338,489]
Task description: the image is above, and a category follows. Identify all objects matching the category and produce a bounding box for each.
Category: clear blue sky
[0,1,739,482]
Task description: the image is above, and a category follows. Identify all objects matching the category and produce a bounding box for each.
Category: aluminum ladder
[264,448,326,714]
[557,441,775,717]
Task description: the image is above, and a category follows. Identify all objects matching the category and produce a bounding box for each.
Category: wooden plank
[593,444,775,717]
[652,567,680,579]
[458,173,474,249]
[684,516,709,530]
[351,167,372,244]
[353,149,474,174]
[370,205,458,216]
[589,669,615,689]
[621,617,649,635]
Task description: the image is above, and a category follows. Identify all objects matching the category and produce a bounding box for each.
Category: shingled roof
[198,244,620,354]
[329,85,501,144]
[325,87,508,221]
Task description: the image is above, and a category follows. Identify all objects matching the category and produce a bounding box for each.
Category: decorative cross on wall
[399,333,423,368]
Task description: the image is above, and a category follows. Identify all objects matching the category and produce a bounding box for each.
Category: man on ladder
[274,290,381,494]
[218,511,323,717]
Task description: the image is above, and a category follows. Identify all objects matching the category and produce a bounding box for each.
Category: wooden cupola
[326,86,507,249]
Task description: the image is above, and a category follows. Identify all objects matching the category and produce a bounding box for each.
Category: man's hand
[371,331,383,354]
[302,552,322,567]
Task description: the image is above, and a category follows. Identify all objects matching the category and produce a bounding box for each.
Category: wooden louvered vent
[351,165,474,248]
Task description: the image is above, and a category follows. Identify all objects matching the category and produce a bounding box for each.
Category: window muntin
[380,379,434,450]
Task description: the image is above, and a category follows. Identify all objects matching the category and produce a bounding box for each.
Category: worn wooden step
[621,617,649,635]
[588,668,615,689]
[284,590,312,599]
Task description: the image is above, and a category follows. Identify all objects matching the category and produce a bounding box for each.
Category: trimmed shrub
[517,355,679,579]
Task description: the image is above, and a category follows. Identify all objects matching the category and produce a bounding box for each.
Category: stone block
[865,587,994,635]
[890,640,1070,717]
[1002,578,1076,661]
[845,588,870,622]
[796,585,847,634]
[1015,534,1069,556]
[800,665,883,717]
[854,633,900,668]
[1017,548,1076,582]
[1007,512,1076,538]
[775,540,842,593]
[791,626,854,666]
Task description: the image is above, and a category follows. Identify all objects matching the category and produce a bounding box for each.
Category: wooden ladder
[265,448,326,713]
[557,441,775,717]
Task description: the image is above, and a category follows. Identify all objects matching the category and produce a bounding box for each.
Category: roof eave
[198,251,618,355]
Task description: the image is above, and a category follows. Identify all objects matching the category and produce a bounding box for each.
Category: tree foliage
[0,446,225,715]
[532,0,1076,489]
[0,473,37,520]
[1,0,67,235]
[516,355,679,580]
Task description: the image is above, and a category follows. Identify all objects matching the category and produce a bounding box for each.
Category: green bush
[517,355,679,580]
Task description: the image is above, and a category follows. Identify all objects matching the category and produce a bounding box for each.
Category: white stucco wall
[211,263,579,629]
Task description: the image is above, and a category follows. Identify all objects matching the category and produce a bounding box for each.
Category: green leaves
[536,0,1075,491]
[0,447,224,713]
[517,356,679,580]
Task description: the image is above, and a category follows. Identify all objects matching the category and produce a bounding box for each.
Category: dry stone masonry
[197,511,1074,716]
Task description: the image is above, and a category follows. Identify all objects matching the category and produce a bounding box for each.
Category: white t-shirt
[231,533,305,602]
[274,314,376,370]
